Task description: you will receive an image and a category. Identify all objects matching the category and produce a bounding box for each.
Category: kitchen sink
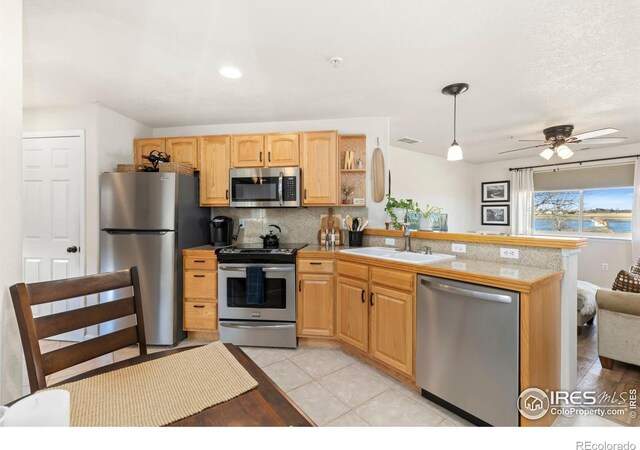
[340,247,455,265]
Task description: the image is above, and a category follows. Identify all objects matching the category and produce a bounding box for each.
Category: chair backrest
[10,267,147,393]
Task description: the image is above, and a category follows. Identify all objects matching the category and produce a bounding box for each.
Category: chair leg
[599,356,614,370]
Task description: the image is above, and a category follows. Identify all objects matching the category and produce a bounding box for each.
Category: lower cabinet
[369,284,414,375]
[336,276,369,352]
[336,261,415,377]
[297,273,334,337]
[183,255,218,333]
[183,301,218,332]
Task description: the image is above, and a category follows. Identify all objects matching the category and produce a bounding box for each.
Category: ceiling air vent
[397,137,422,144]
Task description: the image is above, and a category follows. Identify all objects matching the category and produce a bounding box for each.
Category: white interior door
[22,131,85,342]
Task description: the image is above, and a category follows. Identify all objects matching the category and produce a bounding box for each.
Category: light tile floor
[24,339,628,427]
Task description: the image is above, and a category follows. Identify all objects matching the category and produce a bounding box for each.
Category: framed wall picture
[482,180,510,202]
[481,204,510,226]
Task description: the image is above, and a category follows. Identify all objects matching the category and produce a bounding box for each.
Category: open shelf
[338,134,367,206]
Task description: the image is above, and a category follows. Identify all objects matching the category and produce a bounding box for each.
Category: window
[534,187,633,238]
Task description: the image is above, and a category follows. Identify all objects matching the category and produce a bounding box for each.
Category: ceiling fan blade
[498,143,549,154]
[572,127,619,140]
[577,137,627,144]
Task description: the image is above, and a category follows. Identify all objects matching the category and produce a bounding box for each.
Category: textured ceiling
[23,0,640,162]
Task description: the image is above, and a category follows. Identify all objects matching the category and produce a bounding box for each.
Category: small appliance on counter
[210,216,236,246]
[259,224,281,249]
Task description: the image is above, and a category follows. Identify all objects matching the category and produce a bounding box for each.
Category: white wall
[388,146,475,232]
[473,143,640,286]
[22,104,152,297]
[0,0,24,403]
[154,116,390,227]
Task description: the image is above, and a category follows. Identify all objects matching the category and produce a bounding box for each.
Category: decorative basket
[158,162,194,176]
[116,164,145,172]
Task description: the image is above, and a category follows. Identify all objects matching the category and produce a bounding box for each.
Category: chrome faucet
[424,246,432,255]
[402,225,412,252]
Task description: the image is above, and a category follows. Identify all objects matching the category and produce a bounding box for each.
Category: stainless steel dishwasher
[416,275,520,426]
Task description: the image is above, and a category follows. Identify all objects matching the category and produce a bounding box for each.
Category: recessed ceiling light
[219,67,242,79]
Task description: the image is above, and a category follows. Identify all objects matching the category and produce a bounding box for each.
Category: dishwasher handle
[421,279,513,304]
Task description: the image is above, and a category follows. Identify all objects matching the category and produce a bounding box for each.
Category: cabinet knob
[225,189,229,200]
[299,280,302,292]
[370,292,374,306]
[304,189,307,199]
[361,289,365,303]
[259,152,263,162]
[193,305,205,309]
[194,274,205,278]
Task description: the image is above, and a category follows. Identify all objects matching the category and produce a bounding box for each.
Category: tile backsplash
[211,207,368,244]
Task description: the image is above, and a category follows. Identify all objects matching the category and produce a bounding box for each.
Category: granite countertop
[421,258,561,284]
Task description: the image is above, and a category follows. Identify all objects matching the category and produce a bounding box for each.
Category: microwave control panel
[283,177,297,201]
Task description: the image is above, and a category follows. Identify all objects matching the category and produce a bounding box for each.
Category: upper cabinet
[266,133,300,167]
[166,137,199,170]
[134,138,165,166]
[199,136,230,206]
[300,131,338,206]
[231,134,265,168]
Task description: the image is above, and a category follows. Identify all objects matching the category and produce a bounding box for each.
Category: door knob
[66,246,78,253]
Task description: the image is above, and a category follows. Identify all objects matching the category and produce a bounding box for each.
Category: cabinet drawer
[337,260,369,281]
[184,256,217,271]
[298,259,335,274]
[184,270,217,300]
[184,301,218,331]
[370,267,415,292]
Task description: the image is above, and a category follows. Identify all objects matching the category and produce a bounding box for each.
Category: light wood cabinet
[134,138,165,166]
[336,276,369,352]
[297,273,334,337]
[199,136,230,206]
[183,255,218,333]
[300,131,338,205]
[266,133,299,167]
[369,284,414,375]
[166,137,199,170]
[231,134,265,167]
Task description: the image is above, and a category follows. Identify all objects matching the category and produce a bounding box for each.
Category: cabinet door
[336,276,368,351]
[199,135,230,206]
[184,301,218,332]
[231,134,265,167]
[300,131,338,205]
[134,138,165,166]
[369,284,414,376]
[297,273,334,337]
[166,137,199,170]
[266,133,299,167]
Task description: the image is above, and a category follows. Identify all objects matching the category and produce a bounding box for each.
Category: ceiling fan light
[539,148,555,160]
[447,142,463,161]
[556,144,574,159]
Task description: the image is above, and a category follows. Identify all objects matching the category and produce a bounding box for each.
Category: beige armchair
[596,289,640,369]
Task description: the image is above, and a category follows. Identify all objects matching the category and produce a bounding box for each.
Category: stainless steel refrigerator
[99,172,209,345]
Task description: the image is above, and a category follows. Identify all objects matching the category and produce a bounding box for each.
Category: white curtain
[511,168,534,235]
[632,160,640,261]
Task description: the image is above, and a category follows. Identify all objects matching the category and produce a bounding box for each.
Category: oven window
[226,277,287,309]
[232,177,278,201]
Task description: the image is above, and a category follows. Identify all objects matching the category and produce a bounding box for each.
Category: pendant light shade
[447,141,463,161]
[556,144,574,159]
[539,148,555,160]
[442,83,469,162]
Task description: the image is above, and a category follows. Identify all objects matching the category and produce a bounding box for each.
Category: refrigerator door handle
[103,229,171,235]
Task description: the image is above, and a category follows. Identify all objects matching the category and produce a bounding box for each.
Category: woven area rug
[54,341,258,427]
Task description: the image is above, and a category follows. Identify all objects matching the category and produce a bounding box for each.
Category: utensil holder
[348,231,364,247]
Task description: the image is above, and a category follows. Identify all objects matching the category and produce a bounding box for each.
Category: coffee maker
[209,216,234,246]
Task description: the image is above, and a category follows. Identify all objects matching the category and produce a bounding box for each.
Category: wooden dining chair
[10,267,147,393]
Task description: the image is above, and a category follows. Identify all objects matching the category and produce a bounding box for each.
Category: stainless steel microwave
[229,167,301,207]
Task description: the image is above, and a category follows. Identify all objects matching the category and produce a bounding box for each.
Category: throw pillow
[612,270,640,293]
[630,258,640,276]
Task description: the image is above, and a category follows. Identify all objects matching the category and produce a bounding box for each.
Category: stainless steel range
[217,244,307,348]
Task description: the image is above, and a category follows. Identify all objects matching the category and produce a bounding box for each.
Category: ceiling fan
[499,125,626,160]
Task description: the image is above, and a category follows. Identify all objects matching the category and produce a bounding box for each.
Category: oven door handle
[278,171,284,206]
[219,322,294,330]
[218,265,295,273]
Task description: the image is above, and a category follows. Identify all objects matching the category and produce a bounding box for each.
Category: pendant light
[442,83,469,161]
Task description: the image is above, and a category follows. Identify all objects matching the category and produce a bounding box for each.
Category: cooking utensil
[371,138,385,203]
[345,215,353,231]
[359,220,368,231]
[259,224,281,249]
[352,218,359,232]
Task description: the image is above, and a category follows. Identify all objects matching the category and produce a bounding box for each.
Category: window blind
[533,163,634,191]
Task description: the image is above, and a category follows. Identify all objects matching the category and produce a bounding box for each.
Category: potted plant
[418,205,442,231]
[385,195,422,230]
